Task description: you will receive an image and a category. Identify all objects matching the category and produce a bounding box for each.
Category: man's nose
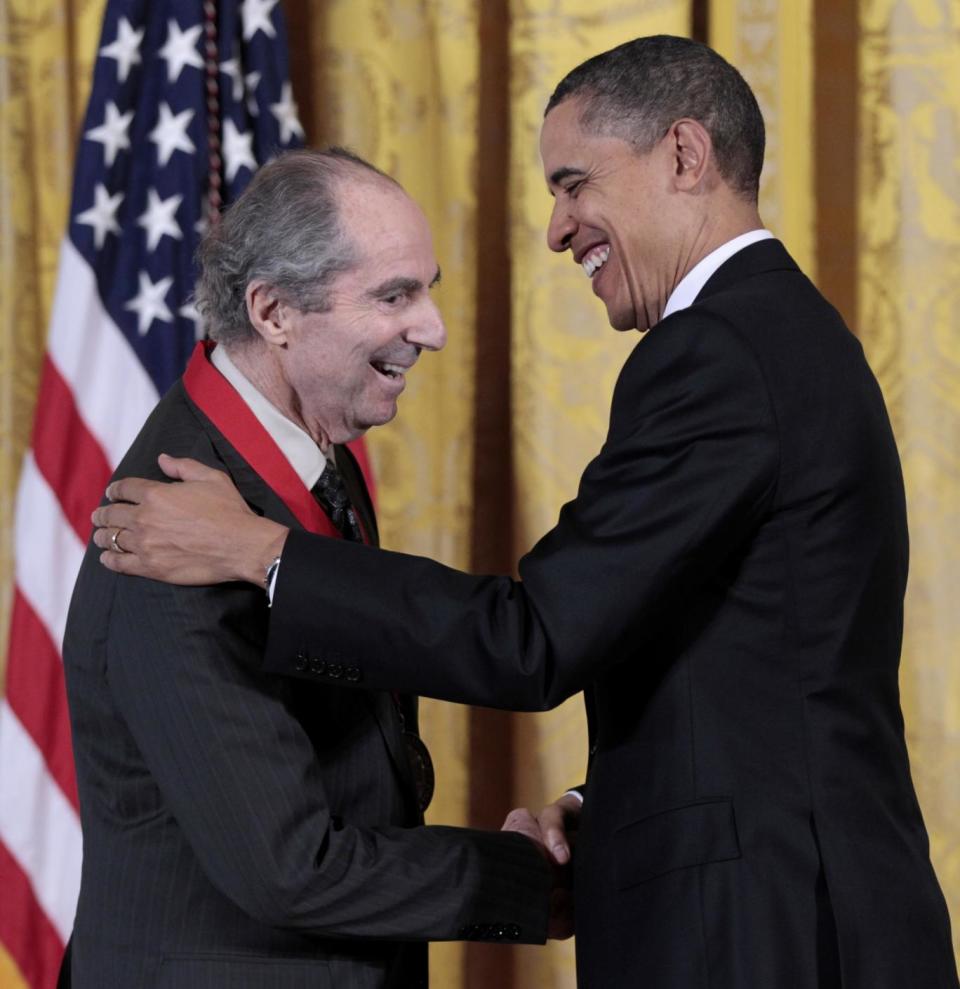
[546,201,576,253]
[409,298,447,352]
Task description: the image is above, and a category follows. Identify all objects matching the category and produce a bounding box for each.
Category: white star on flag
[137,189,184,251]
[149,103,196,166]
[158,19,204,84]
[270,82,304,143]
[245,71,262,115]
[75,183,124,249]
[242,0,278,40]
[99,16,144,83]
[125,270,175,335]
[178,300,206,341]
[220,57,244,101]
[222,119,257,182]
[85,101,134,167]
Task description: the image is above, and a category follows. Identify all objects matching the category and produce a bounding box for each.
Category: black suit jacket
[62,379,550,988]
[262,241,959,988]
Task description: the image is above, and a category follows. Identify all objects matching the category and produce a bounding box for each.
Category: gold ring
[110,528,129,554]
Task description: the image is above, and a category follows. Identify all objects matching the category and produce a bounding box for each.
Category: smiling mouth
[370,360,409,381]
[581,243,610,278]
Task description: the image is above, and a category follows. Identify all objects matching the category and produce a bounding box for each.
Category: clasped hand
[501,793,581,940]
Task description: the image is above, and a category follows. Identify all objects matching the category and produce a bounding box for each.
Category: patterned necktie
[311,458,363,542]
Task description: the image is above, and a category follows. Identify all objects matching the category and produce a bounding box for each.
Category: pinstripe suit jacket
[62,380,550,988]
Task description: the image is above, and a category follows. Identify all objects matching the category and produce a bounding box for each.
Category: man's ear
[245,281,287,346]
[669,119,714,191]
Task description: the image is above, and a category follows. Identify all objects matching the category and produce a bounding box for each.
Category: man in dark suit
[93,38,959,987]
[63,148,555,988]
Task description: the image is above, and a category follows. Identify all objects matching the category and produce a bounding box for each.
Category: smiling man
[92,39,959,988]
[61,149,559,988]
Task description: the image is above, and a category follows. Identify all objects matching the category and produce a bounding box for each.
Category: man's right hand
[536,792,582,866]
[91,454,289,586]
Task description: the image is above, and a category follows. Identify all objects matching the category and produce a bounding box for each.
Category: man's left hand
[502,808,574,940]
[92,454,288,586]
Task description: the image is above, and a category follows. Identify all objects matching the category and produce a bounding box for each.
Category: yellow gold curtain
[858,0,960,959]
[709,0,815,273]
[3,1,960,986]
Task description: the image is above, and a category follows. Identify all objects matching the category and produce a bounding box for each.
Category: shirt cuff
[266,558,281,605]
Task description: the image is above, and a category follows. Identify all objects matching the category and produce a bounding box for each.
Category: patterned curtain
[2,1,958,986]
[857,0,960,950]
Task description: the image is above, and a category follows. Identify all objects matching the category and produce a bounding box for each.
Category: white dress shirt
[211,344,328,488]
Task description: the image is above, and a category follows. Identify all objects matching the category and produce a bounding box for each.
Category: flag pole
[202,0,222,225]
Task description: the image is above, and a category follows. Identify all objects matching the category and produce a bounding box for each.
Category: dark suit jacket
[62,379,550,989]
[262,241,959,988]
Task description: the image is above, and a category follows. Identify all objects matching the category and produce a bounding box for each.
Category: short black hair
[546,35,765,200]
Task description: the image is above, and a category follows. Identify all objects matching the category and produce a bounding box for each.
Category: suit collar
[694,237,800,304]
[662,230,774,320]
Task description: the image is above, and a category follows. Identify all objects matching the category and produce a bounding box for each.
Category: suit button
[327,662,343,679]
[309,656,326,675]
[346,666,362,682]
[507,924,520,940]
[295,651,308,672]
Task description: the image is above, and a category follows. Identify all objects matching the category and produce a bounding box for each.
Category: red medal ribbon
[182,341,342,539]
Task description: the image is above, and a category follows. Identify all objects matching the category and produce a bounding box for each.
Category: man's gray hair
[545,35,765,200]
[195,147,396,345]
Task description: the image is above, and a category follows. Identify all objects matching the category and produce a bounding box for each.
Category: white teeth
[373,361,407,378]
[581,245,610,277]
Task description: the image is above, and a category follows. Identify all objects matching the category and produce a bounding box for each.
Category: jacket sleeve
[106,572,551,942]
[264,311,780,711]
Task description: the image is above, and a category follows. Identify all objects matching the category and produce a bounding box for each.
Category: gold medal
[402,730,435,813]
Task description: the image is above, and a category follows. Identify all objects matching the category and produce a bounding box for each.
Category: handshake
[501,792,582,940]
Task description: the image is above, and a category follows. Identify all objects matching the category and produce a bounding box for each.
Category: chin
[357,405,398,432]
[606,305,640,332]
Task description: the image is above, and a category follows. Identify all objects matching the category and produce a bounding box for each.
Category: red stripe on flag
[5,591,79,811]
[31,356,112,544]
[0,840,66,989]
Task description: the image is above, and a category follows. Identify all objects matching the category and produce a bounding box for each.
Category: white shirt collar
[210,344,328,489]
[661,229,774,321]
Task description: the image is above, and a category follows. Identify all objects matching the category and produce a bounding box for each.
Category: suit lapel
[333,444,419,813]
[186,392,420,816]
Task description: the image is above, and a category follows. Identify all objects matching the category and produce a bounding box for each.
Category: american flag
[0,1,304,984]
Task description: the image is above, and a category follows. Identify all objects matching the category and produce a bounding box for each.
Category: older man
[94,38,958,988]
[63,148,556,989]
